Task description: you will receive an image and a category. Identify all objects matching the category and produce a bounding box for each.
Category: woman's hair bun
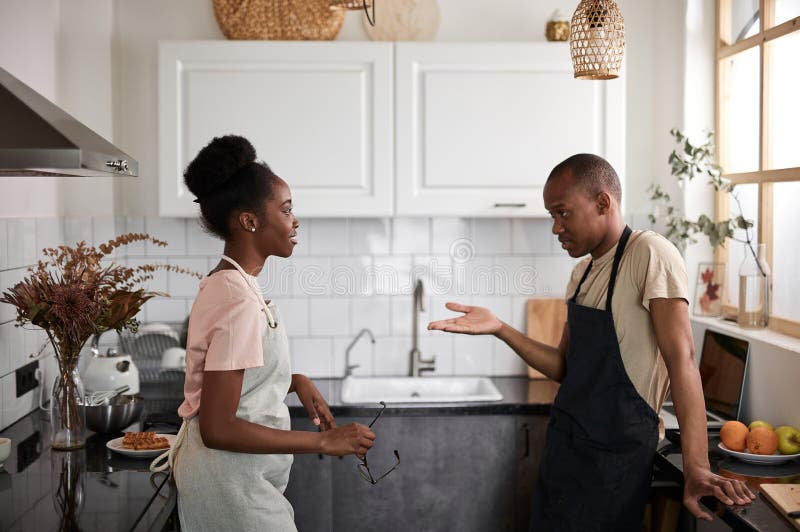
[183,135,257,199]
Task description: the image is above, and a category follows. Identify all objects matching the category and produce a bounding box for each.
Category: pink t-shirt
[178,270,267,419]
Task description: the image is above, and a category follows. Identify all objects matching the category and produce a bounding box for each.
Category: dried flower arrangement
[0,233,202,448]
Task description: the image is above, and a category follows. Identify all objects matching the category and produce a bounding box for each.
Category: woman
[151,135,375,531]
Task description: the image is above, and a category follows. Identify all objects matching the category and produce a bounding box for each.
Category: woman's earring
[250,227,256,233]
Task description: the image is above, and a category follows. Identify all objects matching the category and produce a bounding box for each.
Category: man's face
[543,171,606,258]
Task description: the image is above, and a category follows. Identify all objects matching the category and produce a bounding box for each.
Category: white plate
[718,442,800,465]
[107,434,175,459]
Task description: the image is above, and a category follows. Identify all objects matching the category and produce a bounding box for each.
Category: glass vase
[51,448,86,529]
[50,360,87,450]
[737,243,770,329]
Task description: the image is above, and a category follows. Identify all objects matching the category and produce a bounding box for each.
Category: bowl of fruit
[718,420,800,465]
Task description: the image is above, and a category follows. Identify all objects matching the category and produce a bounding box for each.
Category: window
[716,0,800,337]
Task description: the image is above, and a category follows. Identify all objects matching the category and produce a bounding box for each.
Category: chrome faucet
[409,279,435,377]
[345,328,375,377]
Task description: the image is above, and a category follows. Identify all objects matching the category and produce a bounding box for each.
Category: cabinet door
[159,41,394,217]
[395,43,625,217]
[331,415,517,532]
[514,415,549,531]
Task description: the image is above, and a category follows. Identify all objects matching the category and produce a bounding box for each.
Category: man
[428,154,755,530]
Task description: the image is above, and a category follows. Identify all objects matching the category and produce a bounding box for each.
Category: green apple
[776,426,800,455]
[748,420,774,431]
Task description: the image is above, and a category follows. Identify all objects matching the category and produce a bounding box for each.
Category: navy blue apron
[530,226,659,532]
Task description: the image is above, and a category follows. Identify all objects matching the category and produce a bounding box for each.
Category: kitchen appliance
[82,347,140,395]
[0,66,137,177]
[85,395,144,434]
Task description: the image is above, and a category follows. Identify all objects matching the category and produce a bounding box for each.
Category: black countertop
[0,409,175,532]
[5,376,796,531]
[656,437,800,531]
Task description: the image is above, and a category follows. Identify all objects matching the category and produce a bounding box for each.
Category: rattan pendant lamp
[569,0,625,80]
[329,0,376,26]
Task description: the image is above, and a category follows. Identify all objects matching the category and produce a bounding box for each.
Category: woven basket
[569,0,625,80]
[213,0,345,41]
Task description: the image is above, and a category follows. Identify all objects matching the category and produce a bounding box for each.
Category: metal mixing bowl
[85,394,144,434]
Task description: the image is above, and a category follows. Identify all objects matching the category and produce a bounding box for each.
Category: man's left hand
[683,466,756,520]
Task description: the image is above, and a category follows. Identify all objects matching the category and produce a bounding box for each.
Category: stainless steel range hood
[0,66,137,177]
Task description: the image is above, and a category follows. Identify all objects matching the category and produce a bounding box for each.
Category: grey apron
[158,259,297,531]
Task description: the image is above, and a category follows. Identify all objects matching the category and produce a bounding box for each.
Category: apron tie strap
[150,418,189,473]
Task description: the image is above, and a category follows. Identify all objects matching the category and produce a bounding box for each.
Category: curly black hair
[183,135,280,239]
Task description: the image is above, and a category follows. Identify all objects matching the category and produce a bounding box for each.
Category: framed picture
[694,262,725,317]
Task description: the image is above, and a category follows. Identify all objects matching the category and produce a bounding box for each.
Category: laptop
[660,330,750,431]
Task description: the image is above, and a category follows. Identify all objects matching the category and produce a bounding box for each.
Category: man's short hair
[547,154,621,203]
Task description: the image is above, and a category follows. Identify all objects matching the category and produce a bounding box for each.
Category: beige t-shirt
[564,230,688,412]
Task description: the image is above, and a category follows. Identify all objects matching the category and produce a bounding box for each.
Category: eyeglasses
[357,401,400,485]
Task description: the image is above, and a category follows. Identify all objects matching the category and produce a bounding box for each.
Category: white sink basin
[340,376,503,404]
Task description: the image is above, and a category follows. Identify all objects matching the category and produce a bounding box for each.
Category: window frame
[715,0,800,338]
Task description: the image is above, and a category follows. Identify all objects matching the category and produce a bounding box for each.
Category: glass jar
[737,242,770,328]
[50,360,87,450]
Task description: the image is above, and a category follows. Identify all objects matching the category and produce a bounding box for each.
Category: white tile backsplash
[145,217,186,256]
[0,220,6,270]
[431,217,471,255]
[276,298,310,337]
[291,338,333,377]
[392,218,430,255]
[34,217,62,256]
[62,217,93,247]
[350,296,391,337]
[92,216,117,250]
[511,219,553,255]
[453,334,494,375]
[186,220,222,256]
[372,337,409,376]
[167,258,207,297]
[7,218,37,267]
[309,298,350,337]
[473,219,512,255]
[1,213,580,428]
[349,219,390,255]
[122,216,146,255]
[309,219,349,256]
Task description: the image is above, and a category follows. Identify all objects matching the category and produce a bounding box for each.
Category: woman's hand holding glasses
[319,423,375,458]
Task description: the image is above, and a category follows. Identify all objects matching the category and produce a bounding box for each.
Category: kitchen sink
[340,376,503,404]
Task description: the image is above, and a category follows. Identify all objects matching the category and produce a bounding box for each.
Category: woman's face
[259,178,299,258]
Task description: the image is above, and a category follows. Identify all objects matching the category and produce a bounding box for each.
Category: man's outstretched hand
[427,302,503,335]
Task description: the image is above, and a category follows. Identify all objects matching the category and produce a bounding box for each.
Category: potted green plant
[649,129,768,324]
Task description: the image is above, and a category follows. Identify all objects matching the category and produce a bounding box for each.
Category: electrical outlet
[16,431,41,473]
[15,360,39,398]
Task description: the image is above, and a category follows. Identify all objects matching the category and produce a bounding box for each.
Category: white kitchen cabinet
[158,41,394,217]
[395,43,625,217]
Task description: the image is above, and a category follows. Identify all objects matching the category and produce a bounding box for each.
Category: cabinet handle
[493,203,527,208]
[523,423,530,458]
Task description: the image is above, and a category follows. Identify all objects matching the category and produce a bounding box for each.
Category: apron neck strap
[220,255,277,328]
[604,225,632,312]
[570,225,633,312]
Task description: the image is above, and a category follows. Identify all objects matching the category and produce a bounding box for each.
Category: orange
[720,420,749,451]
[747,427,778,455]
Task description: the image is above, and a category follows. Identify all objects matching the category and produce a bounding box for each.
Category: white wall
[0,0,61,217]
[0,0,116,217]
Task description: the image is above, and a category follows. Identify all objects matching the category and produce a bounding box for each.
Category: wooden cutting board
[761,484,800,530]
[525,298,567,379]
